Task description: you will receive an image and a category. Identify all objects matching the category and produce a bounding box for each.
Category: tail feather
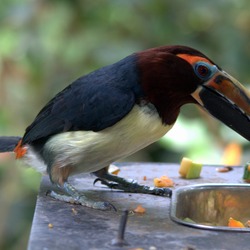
[0,136,22,152]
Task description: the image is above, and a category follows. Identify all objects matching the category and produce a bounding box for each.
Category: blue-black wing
[22,55,143,144]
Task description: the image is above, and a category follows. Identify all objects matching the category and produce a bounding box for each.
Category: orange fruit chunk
[133,205,146,214]
[228,217,245,228]
[154,176,174,187]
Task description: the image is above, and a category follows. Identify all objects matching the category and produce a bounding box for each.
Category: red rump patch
[14,140,27,159]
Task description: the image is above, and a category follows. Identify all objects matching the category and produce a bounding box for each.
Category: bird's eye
[197,65,209,77]
[194,62,217,81]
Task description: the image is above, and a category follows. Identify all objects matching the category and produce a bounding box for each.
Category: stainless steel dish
[170,183,250,231]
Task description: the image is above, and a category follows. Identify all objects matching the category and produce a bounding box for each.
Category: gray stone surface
[28,163,249,250]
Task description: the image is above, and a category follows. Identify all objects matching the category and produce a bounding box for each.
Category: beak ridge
[192,71,250,141]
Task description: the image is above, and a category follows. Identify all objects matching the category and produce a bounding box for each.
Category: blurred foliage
[0,0,250,249]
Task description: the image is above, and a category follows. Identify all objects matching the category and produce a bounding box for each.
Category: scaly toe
[47,190,80,204]
[154,188,172,197]
[78,196,116,211]
[91,201,117,211]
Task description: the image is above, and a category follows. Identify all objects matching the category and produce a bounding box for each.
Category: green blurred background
[0,0,250,249]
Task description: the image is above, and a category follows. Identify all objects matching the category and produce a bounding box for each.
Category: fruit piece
[179,157,190,177]
[71,208,78,215]
[245,220,250,227]
[221,142,242,166]
[154,176,174,187]
[133,205,146,214]
[243,162,250,183]
[108,164,120,175]
[228,217,245,228]
[216,166,233,173]
[179,157,202,179]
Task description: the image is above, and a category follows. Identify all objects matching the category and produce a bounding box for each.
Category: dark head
[136,45,250,140]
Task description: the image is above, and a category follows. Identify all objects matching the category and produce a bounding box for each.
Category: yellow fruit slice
[179,157,202,179]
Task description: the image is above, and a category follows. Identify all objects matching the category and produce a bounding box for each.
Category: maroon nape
[136,46,201,125]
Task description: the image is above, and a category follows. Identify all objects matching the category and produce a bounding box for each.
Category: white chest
[32,104,173,174]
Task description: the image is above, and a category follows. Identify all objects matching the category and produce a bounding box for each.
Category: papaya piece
[154,175,174,187]
[228,217,245,228]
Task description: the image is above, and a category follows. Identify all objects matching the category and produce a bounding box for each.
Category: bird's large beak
[191,71,250,141]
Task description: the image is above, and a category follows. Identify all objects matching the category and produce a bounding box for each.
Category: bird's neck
[136,51,196,125]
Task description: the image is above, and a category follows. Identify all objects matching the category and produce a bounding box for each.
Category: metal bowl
[170,184,250,231]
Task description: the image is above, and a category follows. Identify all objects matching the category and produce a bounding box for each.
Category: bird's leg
[47,182,115,210]
[94,167,172,197]
[46,164,115,210]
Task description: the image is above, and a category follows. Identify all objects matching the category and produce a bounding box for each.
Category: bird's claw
[93,177,111,186]
[93,178,118,189]
[153,188,172,197]
[46,186,117,211]
[93,175,173,197]
[87,200,116,211]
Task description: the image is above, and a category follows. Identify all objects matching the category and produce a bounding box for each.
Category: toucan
[0,45,249,210]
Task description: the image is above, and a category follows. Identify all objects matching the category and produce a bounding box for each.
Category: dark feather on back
[22,54,144,145]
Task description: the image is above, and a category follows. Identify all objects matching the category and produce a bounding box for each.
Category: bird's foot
[46,182,116,211]
[94,173,172,197]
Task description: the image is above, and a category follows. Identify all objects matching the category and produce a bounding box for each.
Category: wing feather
[22,55,143,144]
